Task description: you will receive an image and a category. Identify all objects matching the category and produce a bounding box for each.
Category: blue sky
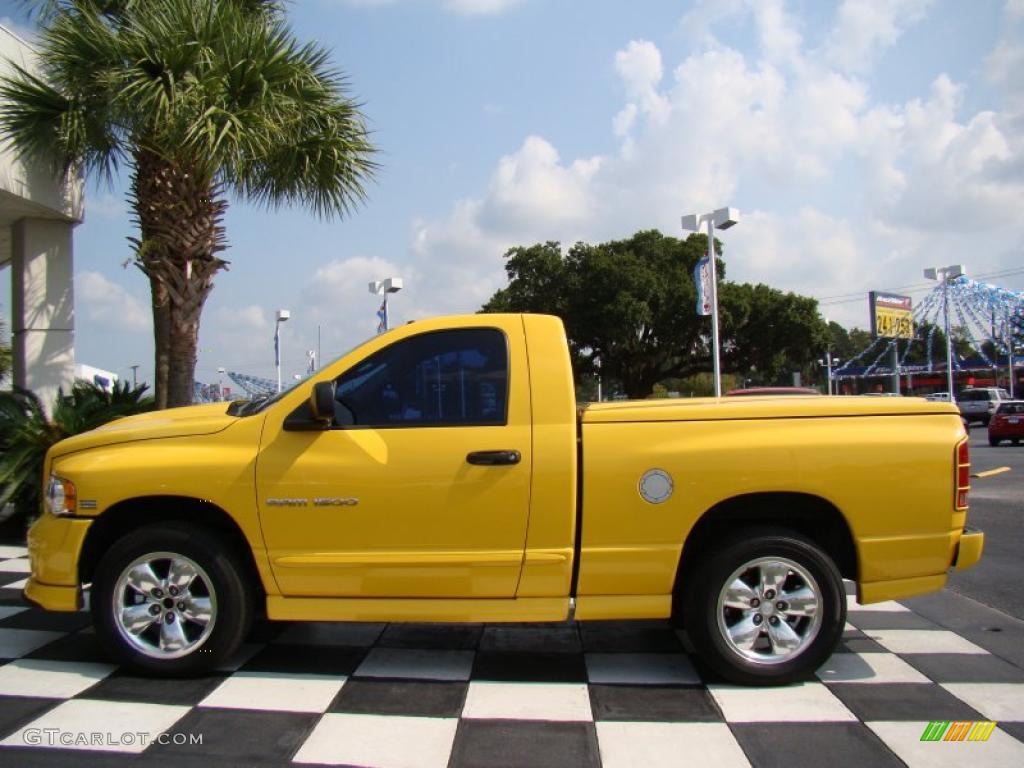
[1,0,1022,388]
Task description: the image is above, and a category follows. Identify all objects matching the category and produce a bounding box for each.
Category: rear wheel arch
[672,492,857,620]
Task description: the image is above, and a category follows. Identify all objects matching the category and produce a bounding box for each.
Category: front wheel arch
[79,496,265,600]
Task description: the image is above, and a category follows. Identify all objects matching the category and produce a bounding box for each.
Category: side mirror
[283,381,337,431]
[310,381,336,424]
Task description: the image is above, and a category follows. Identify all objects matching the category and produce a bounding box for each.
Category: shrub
[0,381,154,527]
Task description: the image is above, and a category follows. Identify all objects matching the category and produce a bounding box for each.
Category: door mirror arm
[283,381,338,431]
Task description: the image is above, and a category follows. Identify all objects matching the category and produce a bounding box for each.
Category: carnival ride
[834,277,1023,393]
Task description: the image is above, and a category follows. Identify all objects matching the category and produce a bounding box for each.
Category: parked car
[958,387,1011,425]
[924,392,951,401]
[988,400,1024,446]
[725,387,820,396]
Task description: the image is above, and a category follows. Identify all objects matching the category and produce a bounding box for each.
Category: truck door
[255,324,532,598]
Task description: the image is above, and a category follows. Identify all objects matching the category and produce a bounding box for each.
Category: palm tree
[0,0,376,407]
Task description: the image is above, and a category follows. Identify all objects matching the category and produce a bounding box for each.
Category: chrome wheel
[111,551,217,660]
[716,556,822,666]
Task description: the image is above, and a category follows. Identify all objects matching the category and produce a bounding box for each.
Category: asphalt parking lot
[0,436,1021,767]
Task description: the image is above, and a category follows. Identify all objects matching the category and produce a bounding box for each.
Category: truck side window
[334,328,509,427]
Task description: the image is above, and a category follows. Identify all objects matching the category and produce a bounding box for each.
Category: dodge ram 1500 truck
[25,313,984,684]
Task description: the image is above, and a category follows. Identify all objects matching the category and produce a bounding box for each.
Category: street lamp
[369,277,403,333]
[923,265,966,403]
[818,354,836,395]
[681,207,740,397]
[275,309,290,393]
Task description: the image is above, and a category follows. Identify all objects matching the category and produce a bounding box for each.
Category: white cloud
[751,0,804,66]
[824,0,932,73]
[75,272,150,333]
[443,0,523,15]
[477,136,602,237]
[613,40,670,138]
[402,7,1024,332]
[301,254,410,356]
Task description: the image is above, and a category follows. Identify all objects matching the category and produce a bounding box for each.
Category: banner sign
[695,257,712,316]
[869,291,913,339]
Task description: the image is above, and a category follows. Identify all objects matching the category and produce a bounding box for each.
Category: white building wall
[0,24,83,411]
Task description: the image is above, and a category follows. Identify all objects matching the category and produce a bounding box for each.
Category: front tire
[684,529,846,686]
[92,522,253,675]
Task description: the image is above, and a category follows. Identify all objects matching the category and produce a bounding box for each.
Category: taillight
[955,439,970,510]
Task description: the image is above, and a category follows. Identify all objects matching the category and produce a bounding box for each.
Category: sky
[1,0,1022,389]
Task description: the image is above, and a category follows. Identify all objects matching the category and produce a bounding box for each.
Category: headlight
[46,474,77,516]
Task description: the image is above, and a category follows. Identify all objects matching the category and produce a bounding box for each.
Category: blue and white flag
[274,331,280,366]
[376,300,388,334]
[694,256,712,316]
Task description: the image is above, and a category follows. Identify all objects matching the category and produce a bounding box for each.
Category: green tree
[483,230,828,398]
[722,282,828,386]
[0,0,376,408]
[0,380,153,524]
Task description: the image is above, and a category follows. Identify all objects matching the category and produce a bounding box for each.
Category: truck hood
[581,395,961,423]
[49,402,239,458]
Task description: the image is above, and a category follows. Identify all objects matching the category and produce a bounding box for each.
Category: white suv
[958,387,1011,425]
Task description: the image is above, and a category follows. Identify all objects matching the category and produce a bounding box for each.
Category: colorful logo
[920,721,997,742]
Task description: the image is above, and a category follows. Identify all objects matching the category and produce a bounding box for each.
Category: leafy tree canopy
[482,230,829,398]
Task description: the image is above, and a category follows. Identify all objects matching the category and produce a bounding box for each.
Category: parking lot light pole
[275,309,290,393]
[924,265,965,404]
[819,353,834,395]
[681,207,740,398]
[369,277,403,333]
[1006,313,1016,399]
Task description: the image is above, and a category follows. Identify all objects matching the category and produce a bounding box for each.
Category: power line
[815,266,1024,307]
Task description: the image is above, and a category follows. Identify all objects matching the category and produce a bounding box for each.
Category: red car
[988,400,1024,446]
[726,387,821,396]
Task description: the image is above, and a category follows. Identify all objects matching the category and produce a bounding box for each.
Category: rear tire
[92,522,253,676]
[684,528,846,686]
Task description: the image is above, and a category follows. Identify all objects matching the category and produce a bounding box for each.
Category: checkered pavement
[0,543,1022,767]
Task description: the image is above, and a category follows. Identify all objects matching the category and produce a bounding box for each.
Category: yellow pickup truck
[25,314,983,684]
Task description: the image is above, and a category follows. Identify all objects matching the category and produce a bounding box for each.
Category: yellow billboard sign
[870,292,914,339]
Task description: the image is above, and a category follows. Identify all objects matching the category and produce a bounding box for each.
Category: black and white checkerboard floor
[1,544,1022,767]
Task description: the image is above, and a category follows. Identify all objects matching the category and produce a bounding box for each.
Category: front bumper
[24,512,91,612]
[24,578,81,611]
[954,527,984,571]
